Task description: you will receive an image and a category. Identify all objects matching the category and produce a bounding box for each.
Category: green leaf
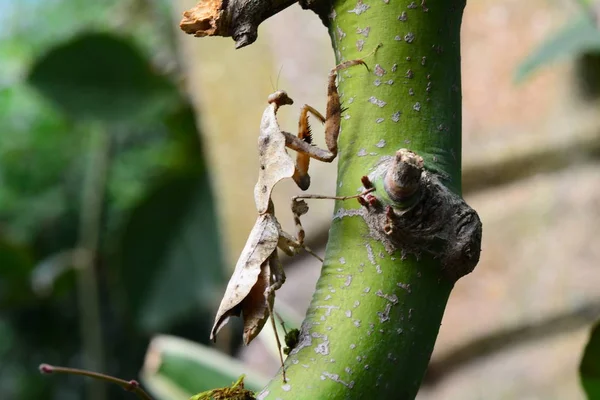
[515,16,600,82]
[0,85,77,241]
[0,238,35,308]
[26,32,177,123]
[109,98,226,334]
[142,335,268,399]
[30,249,81,297]
[114,170,225,333]
[581,321,600,398]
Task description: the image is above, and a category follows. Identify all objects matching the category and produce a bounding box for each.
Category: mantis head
[267,90,293,107]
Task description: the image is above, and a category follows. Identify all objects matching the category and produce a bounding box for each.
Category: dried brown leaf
[210,213,279,341]
[254,102,296,214]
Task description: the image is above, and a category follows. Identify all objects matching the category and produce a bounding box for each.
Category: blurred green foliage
[141,336,268,400]
[0,1,235,399]
[515,4,600,101]
[27,33,178,124]
[580,322,600,399]
[515,15,600,82]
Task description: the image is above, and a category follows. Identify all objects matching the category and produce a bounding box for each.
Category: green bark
[260,1,466,398]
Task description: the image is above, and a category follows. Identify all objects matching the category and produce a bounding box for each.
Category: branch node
[361,175,374,189]
[384,149,424,203]
[126,380,140,391]
[39,364,54,374]
[383,205,394,235]
[363,151,482,281]
[365,193,379,207]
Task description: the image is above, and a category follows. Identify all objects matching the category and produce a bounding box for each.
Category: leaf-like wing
[581,321,600,398]
[241,257,272,345]
[254,103,295,214]
[210,214,279,341]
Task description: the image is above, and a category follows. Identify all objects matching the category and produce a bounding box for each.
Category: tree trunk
[260,1,473,399]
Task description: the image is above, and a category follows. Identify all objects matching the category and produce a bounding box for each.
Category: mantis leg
[291,189,375,204]
[265,253,287,382]
[291,105,325,190]
[274,200,323,262]
[287,59,368,190]
[287,187,376,254]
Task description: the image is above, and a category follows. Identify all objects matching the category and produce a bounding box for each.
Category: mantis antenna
[270,65,285,91]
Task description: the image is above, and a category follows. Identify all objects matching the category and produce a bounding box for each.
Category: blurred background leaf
[515,15,600,82]
[0,238,35,308]
[27,33,178,124]
[580,321,600,399]
[141,335,268,400]
[0,0,234,399]
[114,172,224,334]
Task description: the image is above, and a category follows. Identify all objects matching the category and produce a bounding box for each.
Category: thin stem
[275,312,290,336]
[76,124,110,400]
[267,303,288,383]
[39,364,154,400]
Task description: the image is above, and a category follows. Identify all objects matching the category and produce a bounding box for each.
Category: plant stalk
[76,124,110,400]
[261,1,467,398]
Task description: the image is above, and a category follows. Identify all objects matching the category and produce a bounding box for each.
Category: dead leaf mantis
[210,58,372,382]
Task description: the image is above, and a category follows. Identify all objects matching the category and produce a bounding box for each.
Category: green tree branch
[259,1,472,399]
